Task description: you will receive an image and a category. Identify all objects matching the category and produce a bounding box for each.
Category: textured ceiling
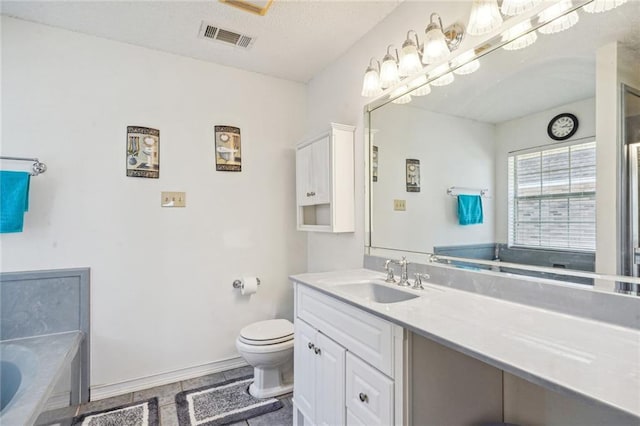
[0,0,403,82]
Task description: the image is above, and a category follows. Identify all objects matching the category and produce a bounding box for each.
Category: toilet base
[247,364,293,399]
[248,381,294,399]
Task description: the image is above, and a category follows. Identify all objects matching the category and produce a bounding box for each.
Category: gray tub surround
[289,269,640,419]
[0,332,84,426]
[0,268,90,424]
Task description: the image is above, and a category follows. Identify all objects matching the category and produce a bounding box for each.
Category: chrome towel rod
[0,156,47,176]
[447,186,489,197]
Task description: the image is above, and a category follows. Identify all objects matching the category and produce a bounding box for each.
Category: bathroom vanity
[290,268,640,425]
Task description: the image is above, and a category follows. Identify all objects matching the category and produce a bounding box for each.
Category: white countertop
[289,269,640,418]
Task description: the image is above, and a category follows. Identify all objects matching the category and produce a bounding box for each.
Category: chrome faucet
[412,272,430,290]
[384,260,396,283]
[395,257,410,286]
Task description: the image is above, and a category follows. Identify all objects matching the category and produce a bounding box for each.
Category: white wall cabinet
[296,123,355,232]
[293,283,406,426]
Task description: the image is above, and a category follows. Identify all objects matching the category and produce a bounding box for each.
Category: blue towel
[457,195,483,225]
[0,171,31,233]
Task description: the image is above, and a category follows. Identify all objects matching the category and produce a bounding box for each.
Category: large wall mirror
[366,0,640,292]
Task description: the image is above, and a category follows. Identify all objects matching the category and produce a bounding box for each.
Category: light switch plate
[161,192,186,207]
[394,199,406,211]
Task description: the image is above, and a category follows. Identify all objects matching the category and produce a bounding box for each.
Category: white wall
[0,17,308,393]
[305,1,474,271]
[371,104,495,253]
[494,97,596,243]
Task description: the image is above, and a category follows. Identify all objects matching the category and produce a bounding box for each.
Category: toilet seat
[239,319,293,346]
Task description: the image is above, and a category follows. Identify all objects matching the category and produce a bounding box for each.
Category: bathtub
[0,331,83,426]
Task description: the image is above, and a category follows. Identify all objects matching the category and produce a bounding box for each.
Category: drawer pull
[314,347,322,355]
[359,392,368,403]
[306,191,316,197]
[308,342,315,350]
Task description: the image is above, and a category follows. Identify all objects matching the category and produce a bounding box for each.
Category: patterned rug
[175,376,283,426]
[72,397,159,426]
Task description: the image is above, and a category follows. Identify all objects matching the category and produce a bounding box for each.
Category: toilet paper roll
[241,276,259,296]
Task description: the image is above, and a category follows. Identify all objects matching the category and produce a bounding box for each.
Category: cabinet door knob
[310,191,316,196]
[314,347,321,355]
[308,342,315,350]
[359,393,368,403]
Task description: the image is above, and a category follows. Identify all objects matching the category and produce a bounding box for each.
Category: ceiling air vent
[198,22,256,49]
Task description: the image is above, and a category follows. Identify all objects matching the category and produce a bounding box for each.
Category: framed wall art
[215,125,242,172]
[406,158,420,192]
[126,126,159,178]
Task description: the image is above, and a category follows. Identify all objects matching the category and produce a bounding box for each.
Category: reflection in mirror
[367,2,640,291]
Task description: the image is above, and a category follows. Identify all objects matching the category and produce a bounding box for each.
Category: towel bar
[0,156,47,176]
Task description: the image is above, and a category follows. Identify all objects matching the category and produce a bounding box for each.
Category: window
[508,140,596,251]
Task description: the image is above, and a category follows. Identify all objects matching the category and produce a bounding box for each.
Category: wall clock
[547,113,579,141]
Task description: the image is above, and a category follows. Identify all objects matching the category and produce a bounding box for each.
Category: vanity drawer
[296,284,395,376]
[346,352,394,426]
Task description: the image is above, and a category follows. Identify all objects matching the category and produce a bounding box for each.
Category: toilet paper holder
[233,278,261,289]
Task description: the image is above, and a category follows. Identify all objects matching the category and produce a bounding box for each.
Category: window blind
[508,140,596,251]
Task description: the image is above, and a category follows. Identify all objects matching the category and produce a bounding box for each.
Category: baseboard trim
[90,357,248,401]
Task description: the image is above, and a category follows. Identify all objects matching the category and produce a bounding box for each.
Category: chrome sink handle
[384,260,396,283]
[412,272,430,290]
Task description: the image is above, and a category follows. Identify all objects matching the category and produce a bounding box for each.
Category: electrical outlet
[393,199,406,211]
[161,192,186,207]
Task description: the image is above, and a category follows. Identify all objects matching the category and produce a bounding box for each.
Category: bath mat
[71,397,159,426]
[175,376,283,426]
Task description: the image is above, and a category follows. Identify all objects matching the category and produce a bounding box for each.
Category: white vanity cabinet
[296,123,355,233]
[293,283,406,426]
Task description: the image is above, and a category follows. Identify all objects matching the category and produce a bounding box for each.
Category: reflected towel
[457,194,483,225]
[0,171,31,233]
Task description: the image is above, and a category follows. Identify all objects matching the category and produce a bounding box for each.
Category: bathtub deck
[0,331,83,426]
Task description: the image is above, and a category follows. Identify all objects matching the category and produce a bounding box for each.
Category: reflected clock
[547,113,579,141]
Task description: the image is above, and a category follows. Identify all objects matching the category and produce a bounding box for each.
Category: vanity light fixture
[583,0,627,13]
[399,31,423,77]
[538,0,579,34]
[452,50,481,75]
[361,58,383,98]
[408,75,431,96]
[502,21,537,50]
[380,45,401,89]
[391,86,412,104]
[430,64,455,86]
[467,0,503,36]
[500,0,542,16]
[422,13,464,65]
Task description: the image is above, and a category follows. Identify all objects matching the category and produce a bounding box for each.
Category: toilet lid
[240,319,294,343]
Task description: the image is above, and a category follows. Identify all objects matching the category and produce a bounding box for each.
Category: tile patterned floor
[38,366,293,426]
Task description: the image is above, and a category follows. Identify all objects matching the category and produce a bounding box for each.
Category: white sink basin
[335,282,419,304]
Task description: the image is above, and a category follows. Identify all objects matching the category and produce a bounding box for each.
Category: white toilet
[235,319,294,399]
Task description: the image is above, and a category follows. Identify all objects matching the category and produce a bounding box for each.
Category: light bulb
[430,65,455,86]
[538,0,579,34]
[409,75,431,96]
[422,28,450,64]
[399,43,423,77]
[502,21,537,50]
[391,86,412,104]
[501,0,542,16]
[361,65,382,98]
[452,50,480,75]
[467,0,503,36]
[380,53,400,89]
[583,0,627,13]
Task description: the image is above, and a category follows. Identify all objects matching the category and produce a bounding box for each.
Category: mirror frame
[363,0,640,293]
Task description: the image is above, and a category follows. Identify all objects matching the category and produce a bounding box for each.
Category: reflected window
[508,141,596,251]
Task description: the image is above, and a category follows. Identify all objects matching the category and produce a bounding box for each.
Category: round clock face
[548,113,578,141]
